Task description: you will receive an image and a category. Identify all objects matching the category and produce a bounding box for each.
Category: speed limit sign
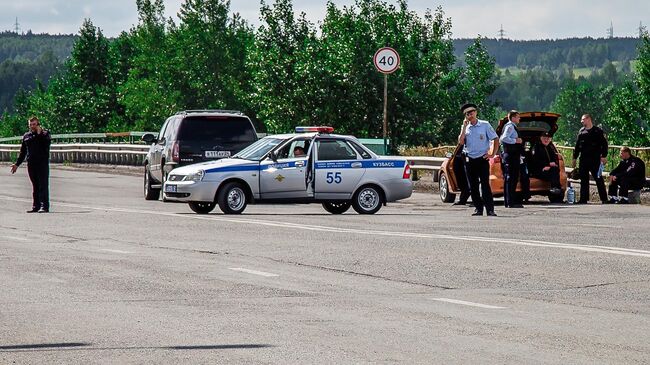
[373,47,400,74]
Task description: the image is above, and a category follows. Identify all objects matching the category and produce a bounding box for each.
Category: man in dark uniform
[607,147,646,204]
[530,132,562,194]
[500,110,524,208]
[10,116,52,213]
[572,114,608,204]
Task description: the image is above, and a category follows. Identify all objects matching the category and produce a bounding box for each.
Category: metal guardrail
[0,143,149,166]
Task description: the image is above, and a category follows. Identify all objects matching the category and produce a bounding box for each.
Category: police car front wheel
[352,186,383,214]
[218,182,248,214]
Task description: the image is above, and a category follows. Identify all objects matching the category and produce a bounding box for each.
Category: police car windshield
[233,137,284,160]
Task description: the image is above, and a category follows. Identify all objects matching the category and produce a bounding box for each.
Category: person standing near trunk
[572,114,608,204]
[10,116,52,213]
[500,110,524,208]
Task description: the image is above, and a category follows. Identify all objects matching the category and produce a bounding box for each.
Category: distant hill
[0,31,76,62]
[0,32,76,112]
[453,37,641,69]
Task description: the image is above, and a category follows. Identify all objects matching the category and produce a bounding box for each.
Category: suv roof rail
[176,109,243,115]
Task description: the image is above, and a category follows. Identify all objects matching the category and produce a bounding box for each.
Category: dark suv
[142,110,258,200]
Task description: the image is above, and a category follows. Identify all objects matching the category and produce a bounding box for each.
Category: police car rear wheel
[322,201,351,214]
[188,202,216,214]
[218,182,247,214]
[439,173,456,203]
[144,166,160,200]
[352,186,382,214]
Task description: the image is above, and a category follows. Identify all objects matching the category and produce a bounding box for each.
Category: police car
[162,127,413,214]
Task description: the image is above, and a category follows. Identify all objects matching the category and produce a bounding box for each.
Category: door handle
[351,162,363,168]
[295,161,305,167]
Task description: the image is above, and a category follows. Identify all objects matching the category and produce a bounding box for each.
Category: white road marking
[98,249,133,254]
[431,298,507,309]
[229,268,279,277]
[0,235,30,242]
[2,196,650,259]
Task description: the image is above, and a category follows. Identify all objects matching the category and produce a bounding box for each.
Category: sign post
[373,47,400,155]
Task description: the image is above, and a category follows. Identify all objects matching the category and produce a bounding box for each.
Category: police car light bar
[295,126,334,133]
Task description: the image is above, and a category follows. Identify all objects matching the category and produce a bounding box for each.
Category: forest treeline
[0,0,649,148]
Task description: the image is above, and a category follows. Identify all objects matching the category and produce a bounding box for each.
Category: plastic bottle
[567,183,576,204]
[597,162,604,178]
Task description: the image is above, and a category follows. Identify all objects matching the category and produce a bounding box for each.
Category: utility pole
[14,17,20,34]
[606,21,614,39]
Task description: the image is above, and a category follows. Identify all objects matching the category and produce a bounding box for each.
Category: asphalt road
[1,165,649,364]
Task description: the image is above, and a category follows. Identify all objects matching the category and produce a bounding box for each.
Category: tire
[144,165,160,200]
[352,185,383,214]
[322,201,351,214]
[188,202,216,214]
[548,190,565,203]
[217,182,248,214]
[439,173,456,203]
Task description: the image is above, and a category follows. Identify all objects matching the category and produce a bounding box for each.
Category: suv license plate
[205,150,231,158]
[165,185,177,193]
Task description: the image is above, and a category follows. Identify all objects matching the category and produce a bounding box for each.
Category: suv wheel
[188,202,216,214]
[322,201,351,214]
[218,182,248,214]
[144,165,160,200]
[352,185,383,214]
[439,173,456,203]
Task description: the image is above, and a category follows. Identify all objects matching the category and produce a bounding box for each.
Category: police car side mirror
[269,151,278,162]
[142,133,157,144]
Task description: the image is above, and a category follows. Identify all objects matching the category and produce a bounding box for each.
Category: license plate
[164,185,177,193]
[205,150,231,158]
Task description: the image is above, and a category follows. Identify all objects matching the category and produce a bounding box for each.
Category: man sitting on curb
[607,147,646,204]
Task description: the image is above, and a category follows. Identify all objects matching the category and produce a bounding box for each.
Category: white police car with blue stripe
[162,127,413,214]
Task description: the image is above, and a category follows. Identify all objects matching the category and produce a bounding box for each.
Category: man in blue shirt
[458,103,499,216]
[500,110,524,208]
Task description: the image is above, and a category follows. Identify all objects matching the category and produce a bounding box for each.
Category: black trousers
[579,160,607,202]
[519,161,531,200]
[501,151,520,207]
[536,167,561,189]
[608,177,643,198]
[466,157,494,213]
[27,162,49,210]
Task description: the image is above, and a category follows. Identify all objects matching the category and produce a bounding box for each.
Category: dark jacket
[15,129,51,166]
[611,155,646,189]
[573,126,608,163]
[530,142,559,176]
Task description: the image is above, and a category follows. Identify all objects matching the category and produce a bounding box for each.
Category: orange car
[437,112,568,203]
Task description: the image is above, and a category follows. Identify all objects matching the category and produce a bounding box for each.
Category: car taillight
[172,141,180,163]
[402,164,411,179]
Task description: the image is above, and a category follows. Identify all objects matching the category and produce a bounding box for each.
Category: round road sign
[373,47,400,74]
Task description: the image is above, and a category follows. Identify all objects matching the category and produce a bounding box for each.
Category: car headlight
[184,170,205,182]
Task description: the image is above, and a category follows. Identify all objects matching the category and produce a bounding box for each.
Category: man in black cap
[500,110,524,208]
[458,103,499,216]
[607,147,646,204]
[530,132,562,194]
[572,114,608,203]
[10,116,52,213]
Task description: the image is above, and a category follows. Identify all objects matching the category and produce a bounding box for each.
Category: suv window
[177,116,257,142]
[163,117,180,141]
[317,140,358,161]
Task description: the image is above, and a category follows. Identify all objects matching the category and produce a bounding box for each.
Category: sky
[2,0,649,40]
